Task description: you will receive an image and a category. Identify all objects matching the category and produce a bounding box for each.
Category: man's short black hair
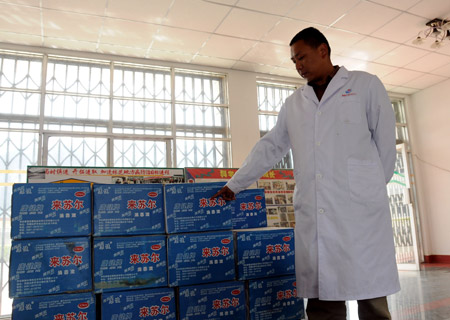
[289,27,331,56]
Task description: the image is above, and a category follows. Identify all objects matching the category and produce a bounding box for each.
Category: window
[0,50,230,316]
[257,81,297,169]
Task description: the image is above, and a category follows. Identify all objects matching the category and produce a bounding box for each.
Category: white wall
[409,80,450,256]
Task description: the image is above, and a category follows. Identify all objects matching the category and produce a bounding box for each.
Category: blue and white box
[11,183,91,239]
[101,287,176,320]
[232,188,267,229]
[12,292,95,320]
[9,237,92,298]
[93,184,164,236]
[248,275,304,320]
[167,231,235,287]
[93,235,167,292]
[164,182,232,234]
[234,227,295,280]
[178,281,246,320]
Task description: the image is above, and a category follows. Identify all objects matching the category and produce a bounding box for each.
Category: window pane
[258,114,278,133]
[114,140,167,167]
[0,56,41,90]
[0,91,40,116]
[46,61,110,95]
[175,104,227,137]
[45,94,109,120]
[175,73,224,105]
[113,67,171,99]
[47,136,107,166]
[257,83,295,112]
[176,139,229,168]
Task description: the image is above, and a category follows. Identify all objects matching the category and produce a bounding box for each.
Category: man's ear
[319,43,328,58]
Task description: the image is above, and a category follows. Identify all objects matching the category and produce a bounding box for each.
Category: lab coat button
[316,141,321,146]
[318,208,325,214]
[316,173,322,179]
[317,111,322,115]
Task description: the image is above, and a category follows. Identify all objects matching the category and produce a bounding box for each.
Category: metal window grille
[257,81,296,169]
[0,51,230,316]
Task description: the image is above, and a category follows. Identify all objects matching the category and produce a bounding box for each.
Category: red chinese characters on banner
[266,243,291,254]
[127,199,157,210]
[51,199,84,210]
[212,297,240,310]
[129,253,160,264]
[53,312,88,320]
[199,197,226,208]
[201,246,230,258]
[139,305,170,317]
[49,255,83,267]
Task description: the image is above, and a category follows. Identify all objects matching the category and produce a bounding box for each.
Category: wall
[409,80,450,259]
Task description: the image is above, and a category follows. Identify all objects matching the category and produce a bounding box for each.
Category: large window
[257,81,297,169]
[0,50,230,316]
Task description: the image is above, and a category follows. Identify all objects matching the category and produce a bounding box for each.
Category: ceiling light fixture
[412,18,450,49]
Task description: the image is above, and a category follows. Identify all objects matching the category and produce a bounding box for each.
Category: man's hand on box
[211,186,236,201]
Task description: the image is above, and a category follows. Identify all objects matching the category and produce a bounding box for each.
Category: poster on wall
[27,166,185,184]
[185,167,296,228]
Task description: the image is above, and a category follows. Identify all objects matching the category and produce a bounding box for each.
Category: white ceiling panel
[45,37,98,53]
[150,26,210,54]
[42,0,107,16]
[389,86,420,94]
[363,62,399,78]
[407,0,450,21]
[215,8,280,40]
[232,60,278,74]
[100,19,158,49]
[405,52,450,72]
[380,68,423,86]
[429,61,450,77]
[261,18,314,46]
[403,73,446,89]
[106,0,172,24]
[191,54,237,69]
[147,49,194,64]
[164,0,231,32]
[340,37,399,61]
[331,55,368,71]
[287,0,360,26]
[0,0,40,5]
[42,10,103,42]
[370,0,421,11]
[0,3,41,35]
[236,0,299,16]
[375,45,429,67]
[97,43,148,58]
[371,13,428,43]
[241,42,290,67]
[199,34,256,60]
[0,31,42,47]
[333,1,400,35]
[325,28,365,55]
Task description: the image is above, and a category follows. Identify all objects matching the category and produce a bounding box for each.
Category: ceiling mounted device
[412,18,450,49]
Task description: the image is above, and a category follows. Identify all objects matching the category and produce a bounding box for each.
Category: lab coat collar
[301,66,349,105]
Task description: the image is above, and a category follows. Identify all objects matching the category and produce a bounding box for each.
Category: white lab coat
[226,67,400,300]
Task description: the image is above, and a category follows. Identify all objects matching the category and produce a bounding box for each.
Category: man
[213,27,400,319]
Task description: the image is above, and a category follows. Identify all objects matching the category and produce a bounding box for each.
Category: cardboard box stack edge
[10,181,304,320]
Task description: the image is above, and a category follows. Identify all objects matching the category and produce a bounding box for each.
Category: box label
[102,287,176,320]
[232,189,267,229]
[179,281,246,320]
[9,237,92,298]
[167,231,235,287]
[93,184,164,236]
[94,236,167,292]
[164,182,232,234]
[11,183,91,239]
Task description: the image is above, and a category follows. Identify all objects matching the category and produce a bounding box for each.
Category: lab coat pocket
[339,98,361,124]
[347,159,385,203]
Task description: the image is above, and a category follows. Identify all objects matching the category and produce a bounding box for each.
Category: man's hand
[211,185,236,201]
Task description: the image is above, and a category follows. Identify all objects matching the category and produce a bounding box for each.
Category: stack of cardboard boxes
[10,181,304,319]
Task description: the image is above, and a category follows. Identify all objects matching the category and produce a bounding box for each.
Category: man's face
[290,40,326,83]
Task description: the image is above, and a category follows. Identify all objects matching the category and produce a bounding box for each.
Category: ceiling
[1,0,450,94]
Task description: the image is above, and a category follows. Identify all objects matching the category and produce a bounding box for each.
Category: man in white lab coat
[213,27,400,319]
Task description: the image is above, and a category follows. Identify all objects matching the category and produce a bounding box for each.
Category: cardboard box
[12,292,95,320]
[232,189,267,229]
[93,235,167,292]
[178,281,246,320]
[248,275,304,320]
[93,184,165,236]
[164,182,232,234]
[9,237,92,298]
[234,227,295,280]
[101,287,176,320]
[167,231,235,287]
[11,183,92,239]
